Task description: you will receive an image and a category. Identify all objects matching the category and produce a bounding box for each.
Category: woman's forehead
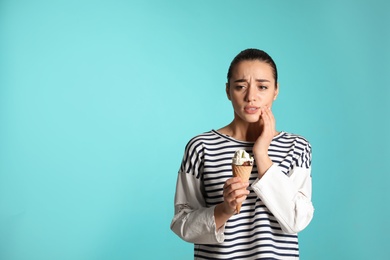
[231,60,274,80]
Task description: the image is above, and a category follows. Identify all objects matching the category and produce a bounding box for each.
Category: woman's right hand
[214,177,250,229]
[220,177,250,214]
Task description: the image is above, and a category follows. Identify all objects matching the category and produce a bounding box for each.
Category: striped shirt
[171,130,313,260]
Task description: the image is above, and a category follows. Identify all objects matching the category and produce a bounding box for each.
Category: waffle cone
[232,164,253,213]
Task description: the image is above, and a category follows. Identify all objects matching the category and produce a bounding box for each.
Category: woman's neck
[219,121,263,142]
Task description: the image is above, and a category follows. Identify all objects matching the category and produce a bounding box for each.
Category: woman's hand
[253,106,276,177]
[214,177,249,229]
[222,177,250,214]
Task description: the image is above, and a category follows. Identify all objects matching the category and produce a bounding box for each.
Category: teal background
[1,0,389,259]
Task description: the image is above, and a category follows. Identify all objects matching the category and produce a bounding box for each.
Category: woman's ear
[273,83,279,101]
[226,83,231,100]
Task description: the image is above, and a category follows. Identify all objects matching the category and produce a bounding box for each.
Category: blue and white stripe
[180,130,312,259]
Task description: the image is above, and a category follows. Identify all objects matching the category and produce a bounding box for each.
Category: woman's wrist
[214,203,234,229]
[254,155,273,178]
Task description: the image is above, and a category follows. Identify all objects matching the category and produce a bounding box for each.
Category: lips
[244,106,260,114]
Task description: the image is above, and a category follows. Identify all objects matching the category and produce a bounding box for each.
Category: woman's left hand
[253,106,276,177]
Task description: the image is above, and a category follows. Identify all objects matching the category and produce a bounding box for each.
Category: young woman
[171,49,314,259]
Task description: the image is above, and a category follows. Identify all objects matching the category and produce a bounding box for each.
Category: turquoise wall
[1,0,389,259]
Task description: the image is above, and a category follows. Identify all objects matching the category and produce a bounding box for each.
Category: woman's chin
[234,112,260,124]
[240,115,260,124]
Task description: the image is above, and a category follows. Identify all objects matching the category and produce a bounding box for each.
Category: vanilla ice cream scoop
[232,150,254,166]
[231,149,254,214]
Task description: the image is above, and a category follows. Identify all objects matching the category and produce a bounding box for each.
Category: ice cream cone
[232,164,253,213]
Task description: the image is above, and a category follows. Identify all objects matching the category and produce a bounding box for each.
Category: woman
[171,49,314,259]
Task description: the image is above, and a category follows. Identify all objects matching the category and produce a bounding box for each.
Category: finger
[226,189,250,206]
[235,193,249,203]
[232,190,250,208]
[262,107,275,130]
[223,177,243,189]
[260,107,271,127]
[224,181,249,198]
[258,107,264,123]
[224,181,249,199]
[266,107,276,127]
[225,183,249,198]
[233,188,250,198]
[229,181,249,191]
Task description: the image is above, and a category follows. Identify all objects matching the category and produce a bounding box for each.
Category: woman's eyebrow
[233,79,248,83]
[233,78,270,83]
[256,79,270,82]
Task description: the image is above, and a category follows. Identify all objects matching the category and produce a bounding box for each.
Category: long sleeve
[170,131,310,258]
[252,156,314,234]
[170,171,224,244]
[170,136,225,244]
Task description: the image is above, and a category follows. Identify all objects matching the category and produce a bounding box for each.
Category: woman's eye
[258,85,268,90]
[235,85,246,90]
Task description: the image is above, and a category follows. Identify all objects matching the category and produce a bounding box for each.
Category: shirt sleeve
[170,137,225,244]
[170,171,225,244]
[251,142,314,234]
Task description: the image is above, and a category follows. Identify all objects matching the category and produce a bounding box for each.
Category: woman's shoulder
[187,130,217,140]
[281,132,312,168]
[276,131,311,148]
[184,130,219,149]
[185,130,215,142]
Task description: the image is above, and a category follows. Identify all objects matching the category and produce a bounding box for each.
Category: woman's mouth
[244,106,261,114]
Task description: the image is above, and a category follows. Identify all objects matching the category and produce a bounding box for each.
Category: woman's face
[226,60,279,124]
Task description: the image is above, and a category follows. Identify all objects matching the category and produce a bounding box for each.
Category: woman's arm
[170,171,225,244]
[171,173,250,243]
[251,107,314,233]
[253,107,277,177]
[251,164,314,234]
[214,177,250,229]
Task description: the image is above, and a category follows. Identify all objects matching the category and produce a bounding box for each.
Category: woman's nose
[245,85,256,102]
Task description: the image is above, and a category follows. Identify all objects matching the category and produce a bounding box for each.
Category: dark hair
[227,48,278,86]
